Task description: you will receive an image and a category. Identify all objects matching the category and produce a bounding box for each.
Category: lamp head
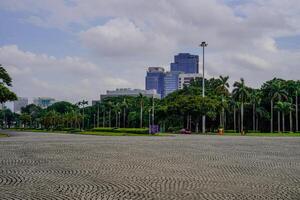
[200,41,208,47]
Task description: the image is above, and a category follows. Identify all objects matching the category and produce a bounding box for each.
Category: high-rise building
[33,97,56,108]
[170,53,199,73]
[14,97,28,113]
[145,67,165,98]
[100,88,160,100]
[178,73,202,89]
[163,71,182,97]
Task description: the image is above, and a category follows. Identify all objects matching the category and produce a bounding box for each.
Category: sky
[0,0,299,104]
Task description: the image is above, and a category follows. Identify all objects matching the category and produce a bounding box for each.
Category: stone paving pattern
[0,131,299,199]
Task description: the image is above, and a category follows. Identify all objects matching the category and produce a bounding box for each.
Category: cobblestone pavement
[0,132,299,200]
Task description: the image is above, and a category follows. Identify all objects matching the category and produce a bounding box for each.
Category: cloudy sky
[0,0,299,103]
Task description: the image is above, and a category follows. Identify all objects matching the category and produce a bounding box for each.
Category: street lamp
[200,41,208,133]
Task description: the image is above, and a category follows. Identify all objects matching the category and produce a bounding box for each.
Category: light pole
[152,94,155,127]
[200,41,208,133]
[148,109,151,134]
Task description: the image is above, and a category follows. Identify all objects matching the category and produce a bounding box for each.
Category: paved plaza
[0,132,299,199]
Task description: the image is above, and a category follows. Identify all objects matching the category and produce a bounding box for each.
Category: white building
[178,73,202,89]
[100,88,160,100]
[14,97,28,113]
[33,97,56,108]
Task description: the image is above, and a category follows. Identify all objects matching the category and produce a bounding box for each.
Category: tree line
[0,65,299,133]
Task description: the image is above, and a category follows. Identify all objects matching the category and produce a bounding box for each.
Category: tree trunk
[140,104,143,128]
[97,105,99,128]
[282,113,285,132]
[103,109,105,128]
[241,102,244,134]
[271,100,273,133]
[115,112,118,127]
[253,104,255,131]
[234,106,236,133]
[238,110,241,133]
[278,111,280,133]
[222,108,225,128]
[186,115,189,130]
[296,92,298,132]
[196,120,199,133]
[224,111,227,129]
[109,109,111,128]
[290,99,293,132]
[189,115,192,131]
[82,107,85,130]
[119,113,121,128]
[148,112,151,129]
[256,116,259,132]
[123,108,126,128]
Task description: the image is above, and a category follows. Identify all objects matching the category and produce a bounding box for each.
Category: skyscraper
[170,53,199,73]
[145,67,165,98]
[163,71,182,97]
[14,97,28,113]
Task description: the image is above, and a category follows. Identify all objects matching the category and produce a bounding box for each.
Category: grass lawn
[79,131,170,137]
[8,128,170,137]
[0,133,8,137]
[10,128,68,133]
[201,132,300,137]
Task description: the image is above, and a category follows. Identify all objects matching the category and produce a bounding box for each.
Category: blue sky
[0,0,299,103]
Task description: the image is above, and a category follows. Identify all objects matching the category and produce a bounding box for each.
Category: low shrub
[91,127,148,134]
[167,127,181,133]
[114,128,148,134]
[247,130,261,133]
[91,128,116,132]
[224,130,237,133]
[61,128,81,133]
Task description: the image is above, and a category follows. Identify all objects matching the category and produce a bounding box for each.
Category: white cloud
[0,45,133,102]
[79,18,175,58]
[0,0,299,98]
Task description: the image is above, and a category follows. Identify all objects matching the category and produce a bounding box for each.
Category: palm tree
[107,101,113,128]
[100,104,106,128]
[121,98,128,128]
[138,93,144,128]
[268,80,288,133]
[232,78,249,134]
[113,102,121,128]
[77,100,88,130]
[250,90,262,131]
[275,101,292,132]
[229,98,237,132]
[216,76,229,129]
[296,83,300,132]
[255,106,267,132]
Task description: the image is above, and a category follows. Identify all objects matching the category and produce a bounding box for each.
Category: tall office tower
[145,67,165,98]
[33,97,56,108]
[163,71,182,97]
[13,97,28,113]
[178,73,202,89]
[170,53,199,73]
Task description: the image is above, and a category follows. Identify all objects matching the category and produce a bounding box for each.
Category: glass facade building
[163,71,181,97]
[170,53,199,73]
[145,67,165,98]
[33,97,56,108]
